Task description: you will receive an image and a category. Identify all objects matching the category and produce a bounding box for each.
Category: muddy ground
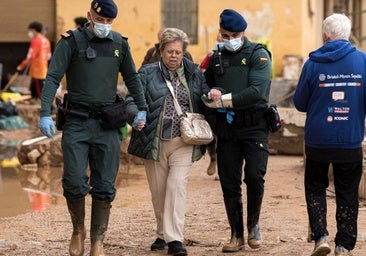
[1,154,366,256]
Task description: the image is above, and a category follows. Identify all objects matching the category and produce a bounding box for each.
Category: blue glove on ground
[132,110,147,130]
[39,116,56,139]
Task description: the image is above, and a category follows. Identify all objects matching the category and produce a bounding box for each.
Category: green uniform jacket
[204,37,272,140]
[205,37,271,111]
[40,26,147,116]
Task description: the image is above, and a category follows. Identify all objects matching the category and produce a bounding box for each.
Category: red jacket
[18,34,51,79]
[199,51,214,71]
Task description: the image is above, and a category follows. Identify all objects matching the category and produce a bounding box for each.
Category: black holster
[55,94,67,131]
[56,94,90,130]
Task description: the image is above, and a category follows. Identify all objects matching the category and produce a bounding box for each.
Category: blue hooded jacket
[293,40,366,149]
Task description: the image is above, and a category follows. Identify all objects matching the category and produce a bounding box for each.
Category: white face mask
[223,37,243,52]
[90,14,112,38]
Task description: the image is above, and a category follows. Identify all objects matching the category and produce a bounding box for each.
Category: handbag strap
[159,62,184,116]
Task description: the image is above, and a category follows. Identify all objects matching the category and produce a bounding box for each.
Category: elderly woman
[125,28,212,256]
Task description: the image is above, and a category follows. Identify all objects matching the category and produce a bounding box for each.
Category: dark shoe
[168,241,187,256]
[150,237,166,251]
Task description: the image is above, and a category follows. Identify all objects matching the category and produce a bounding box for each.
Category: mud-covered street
[1,154,366,256]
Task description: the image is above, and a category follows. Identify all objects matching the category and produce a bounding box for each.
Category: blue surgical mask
[90,15,112,38]
[223,37,243,52]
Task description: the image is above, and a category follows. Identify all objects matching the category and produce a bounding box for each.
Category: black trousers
[305,158,362,250]
[30,78,45,99]
[217,139,268,199]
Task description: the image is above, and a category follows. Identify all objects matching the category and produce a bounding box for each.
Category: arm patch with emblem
[60,31,72,39]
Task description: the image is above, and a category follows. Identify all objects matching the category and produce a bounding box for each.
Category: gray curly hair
[159,27,190,53]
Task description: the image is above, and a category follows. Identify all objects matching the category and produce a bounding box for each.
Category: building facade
[1,0,366,85]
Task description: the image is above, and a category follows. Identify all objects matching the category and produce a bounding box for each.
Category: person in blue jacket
[293,13,366,256]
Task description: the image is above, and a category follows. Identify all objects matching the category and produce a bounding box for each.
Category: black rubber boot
[247,195,263,249]
[67,198,86,256]
[222,197,244,252]
[90,199,111,256]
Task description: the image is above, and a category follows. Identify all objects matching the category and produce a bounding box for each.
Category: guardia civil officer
[38,0,147,255]
[202,9,272,252]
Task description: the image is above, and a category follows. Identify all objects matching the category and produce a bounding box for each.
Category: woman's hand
[208,89,222,101]
[132,111,146,131]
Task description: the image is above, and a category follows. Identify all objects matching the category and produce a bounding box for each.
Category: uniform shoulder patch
[61,31,72,39]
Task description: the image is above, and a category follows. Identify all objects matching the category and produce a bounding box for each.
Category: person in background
[74,17,88,28]
[199,32,223,72]
[38,0,147,255]
[17,21,51,102]
[202,9,272,253]
[199,32,223,177]
[293,13,366,256]
[126,27,212,256]
[141,27,194,67]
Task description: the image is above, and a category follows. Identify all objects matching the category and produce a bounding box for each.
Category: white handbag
[164,75,213,145]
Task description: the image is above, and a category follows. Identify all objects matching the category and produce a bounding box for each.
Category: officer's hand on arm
[132,110,146,131]
[39,116,56,139]
[201,93,233,108]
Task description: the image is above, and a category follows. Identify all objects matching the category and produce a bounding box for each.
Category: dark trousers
[62,116,122,202]
[305,158,362,250]
[30,78,44,99]
[217,139,268,199]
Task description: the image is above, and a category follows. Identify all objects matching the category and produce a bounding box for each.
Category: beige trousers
[144,137,193,243]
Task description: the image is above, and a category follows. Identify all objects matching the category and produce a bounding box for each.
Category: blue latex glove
[217,108,235,124]
[39,116,56,139]
[132,110,147,130]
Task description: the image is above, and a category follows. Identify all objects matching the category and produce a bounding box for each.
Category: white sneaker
[310,236,331,256]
